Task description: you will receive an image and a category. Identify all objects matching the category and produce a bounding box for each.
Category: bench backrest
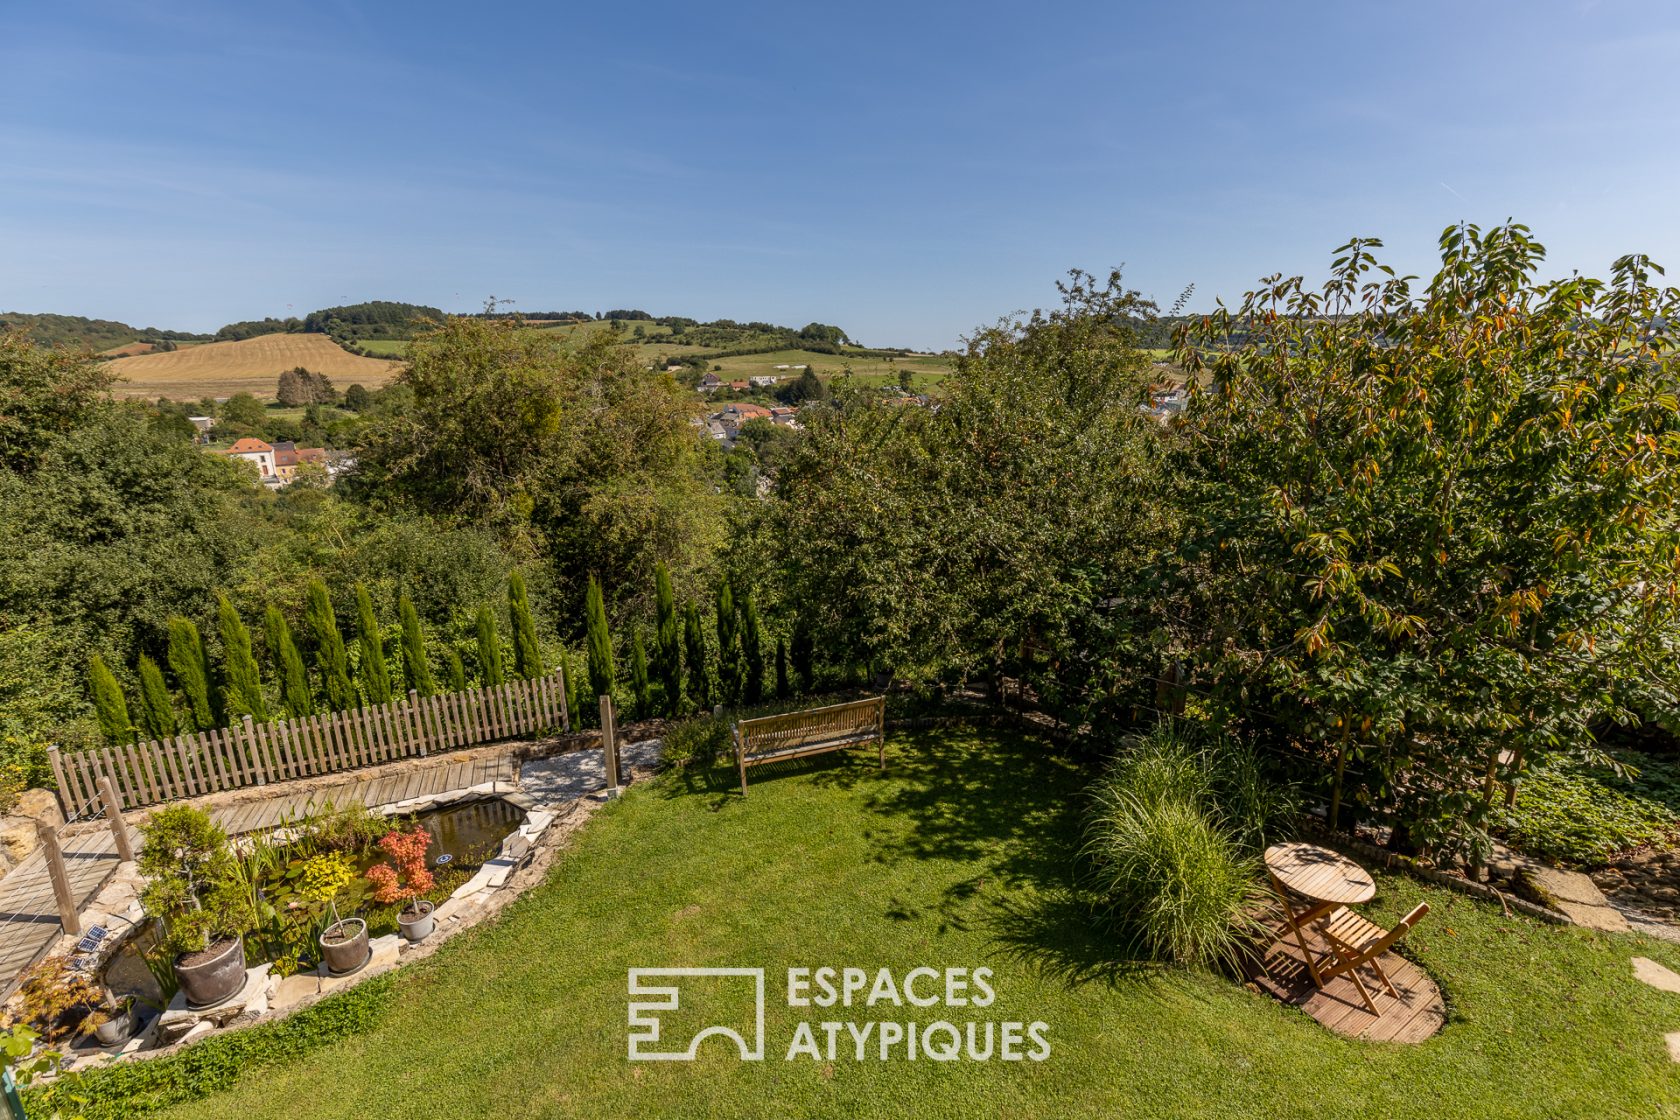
[737,696,885,759]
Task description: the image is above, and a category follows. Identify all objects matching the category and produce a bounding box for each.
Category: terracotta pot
[319,918,369,976]
[397,900,435,942]
[175,936,246,1009]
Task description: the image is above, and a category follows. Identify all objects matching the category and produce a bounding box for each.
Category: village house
[697,372,722,392]
[212,438,333,486]
[748,375,782,388]
[216,437,277,481]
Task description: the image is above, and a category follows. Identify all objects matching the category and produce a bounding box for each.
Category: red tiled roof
[224,438,273,454]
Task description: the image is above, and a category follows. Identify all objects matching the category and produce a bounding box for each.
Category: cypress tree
[585,574,615,700]
[264,606,313,718]
[629,629,650,721]
[89,653,132,744]
[445,650,468,693]
[353,584,392,705]
[775,638,790,700]
[507,571,543,679]
[791,614,815,694]
[305,581,356,712]
[167,616,216,730]
[136,654,177,740]
[216,593,268,722]
[715,577,741,706]
[683,602,710,712]
[652,562,682,716]
[741,589,765,706]
[398,593,436,696]
[475,606,504,688]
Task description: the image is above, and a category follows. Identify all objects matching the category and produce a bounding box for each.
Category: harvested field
[105,333,402,400]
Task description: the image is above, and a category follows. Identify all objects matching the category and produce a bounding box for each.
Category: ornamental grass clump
[1082,722,1291,969]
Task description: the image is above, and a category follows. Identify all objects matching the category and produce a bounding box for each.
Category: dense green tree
[475,606,504,688]
[752,269,1169,708]
[353,584,392,705]
[652,562,682,717]
[584,575,615,701]
[629,630,650,720]
[775,638,790,700]
[741,589,765,705]
[507,571,542,679]
[790,616,814,694]
[445,650,468,693]
[216,594,268,722]
[88,653,132,745]
[715,577,742,706]
[136,654,177,740]
[0,328,116,472]
[218,392,266,431]
[166,616,217,731]
[305,582,356,712]
[264,607,313,718]
[398,593,435,696]
[683,602,710,712]
[355,317,725,599]
[1169,226,1680,858]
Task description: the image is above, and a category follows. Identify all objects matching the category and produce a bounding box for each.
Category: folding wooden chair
[1312,902,1430,1014]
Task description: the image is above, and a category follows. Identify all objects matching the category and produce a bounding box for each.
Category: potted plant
[138,806,254,1008]
[92,995,136,1046]
[366,827,436,942]
[302,853,368,975]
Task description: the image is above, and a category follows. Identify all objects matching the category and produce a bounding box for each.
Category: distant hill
[0,311,208,351]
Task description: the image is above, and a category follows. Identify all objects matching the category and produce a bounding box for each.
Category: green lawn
[59,729,1680,1119]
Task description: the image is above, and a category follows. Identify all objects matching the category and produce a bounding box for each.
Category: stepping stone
[1668,1032,1680,1063]
[1516,866,1628,932]
[1634,957,1680,994]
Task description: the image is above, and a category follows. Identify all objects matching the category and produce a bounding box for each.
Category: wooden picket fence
[48,669,571,813]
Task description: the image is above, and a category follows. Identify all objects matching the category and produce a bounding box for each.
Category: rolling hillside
[105,333,402,400]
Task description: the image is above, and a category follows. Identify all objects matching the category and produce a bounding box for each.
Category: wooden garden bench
[733,696,887,795]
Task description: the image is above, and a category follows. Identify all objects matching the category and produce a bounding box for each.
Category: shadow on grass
[655,727,1175,991]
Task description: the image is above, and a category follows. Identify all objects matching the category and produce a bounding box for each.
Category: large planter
[397,900,435,943]
[175,936,246,1009]
[319,918,369,976]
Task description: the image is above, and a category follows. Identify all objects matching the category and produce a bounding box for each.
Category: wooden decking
[0,825,128,988]
[1248,912,1447,1043]
[201,752,518,836]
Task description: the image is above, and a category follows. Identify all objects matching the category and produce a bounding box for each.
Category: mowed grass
[113,729,1680,1120]
[105,334,402,400]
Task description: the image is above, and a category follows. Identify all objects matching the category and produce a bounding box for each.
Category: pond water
[102,797,526,1000]
[415,797,525,871]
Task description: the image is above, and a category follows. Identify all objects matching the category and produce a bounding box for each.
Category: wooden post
[600,694,620,794]
[97,775,134,862]
[46,744,72,820]
[36,822,80,936]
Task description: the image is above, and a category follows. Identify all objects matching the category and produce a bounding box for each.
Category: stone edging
[1300,822,1572,925]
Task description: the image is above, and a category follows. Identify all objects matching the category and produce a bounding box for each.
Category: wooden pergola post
[600,695,621,795]
[36,821,80,936]
[97,775,134,862]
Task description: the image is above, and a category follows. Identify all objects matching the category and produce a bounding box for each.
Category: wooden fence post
[36,822,80,936]
[97,775,134,862]
[600,695,620,795]
[46,745,71,820]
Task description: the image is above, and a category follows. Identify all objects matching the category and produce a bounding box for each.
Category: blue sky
[2,1,1674,350]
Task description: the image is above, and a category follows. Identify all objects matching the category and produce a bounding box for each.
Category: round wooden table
[1263,842,1376,987]
[1264,842,1376,907]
